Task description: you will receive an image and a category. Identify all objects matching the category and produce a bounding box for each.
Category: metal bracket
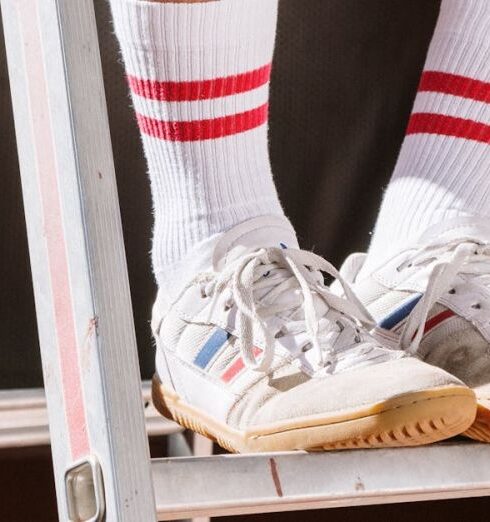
[65,456,105,522]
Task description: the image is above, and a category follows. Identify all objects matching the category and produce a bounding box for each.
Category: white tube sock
[110,0,284,288]
[365,0,490,272]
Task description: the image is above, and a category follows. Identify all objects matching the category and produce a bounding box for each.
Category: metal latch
[65,456,105,521]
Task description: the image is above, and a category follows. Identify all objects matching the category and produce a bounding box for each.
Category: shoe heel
[151,373,175,421]
[153,333,177,392]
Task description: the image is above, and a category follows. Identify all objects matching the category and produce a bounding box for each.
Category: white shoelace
[203,247,376,373]
[400,239,490,354]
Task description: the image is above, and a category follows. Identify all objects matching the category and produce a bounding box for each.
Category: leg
[343,0,490,442]
[110,0,283,298]
[365,0,490,273]
[109,0,474,452]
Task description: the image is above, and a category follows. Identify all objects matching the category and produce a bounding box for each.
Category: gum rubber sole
[152,375,477,453]
[464,400,490,443]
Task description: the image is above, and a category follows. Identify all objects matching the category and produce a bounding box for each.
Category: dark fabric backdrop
[0,0,441,387]
[4,1,490,521]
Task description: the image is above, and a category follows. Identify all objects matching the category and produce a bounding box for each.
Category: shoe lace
[400,239,490,354]
[203,247,376,373]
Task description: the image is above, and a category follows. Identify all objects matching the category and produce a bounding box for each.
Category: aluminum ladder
[2,0,490,520]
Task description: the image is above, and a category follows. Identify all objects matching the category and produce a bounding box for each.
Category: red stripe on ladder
[18,0,90,459]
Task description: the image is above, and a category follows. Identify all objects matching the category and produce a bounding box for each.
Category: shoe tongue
[213,216,334,322]
[213,215,299,270]
[419,217,490,245]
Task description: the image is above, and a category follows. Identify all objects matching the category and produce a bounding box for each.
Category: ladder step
[0,382,182,449]
[152,441,490,520]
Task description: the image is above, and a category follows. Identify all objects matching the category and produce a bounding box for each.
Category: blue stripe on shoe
[194,328,231,369]
[378,293,423,330]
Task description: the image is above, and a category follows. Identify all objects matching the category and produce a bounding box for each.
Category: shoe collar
[212,215,299,271]
[344,217,490,350]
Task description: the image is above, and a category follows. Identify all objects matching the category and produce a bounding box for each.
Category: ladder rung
[152,441,490,520]
[0,382,182,449]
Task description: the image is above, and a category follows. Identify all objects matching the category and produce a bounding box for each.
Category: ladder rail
[153,442,490,520]
[1,0,156,519]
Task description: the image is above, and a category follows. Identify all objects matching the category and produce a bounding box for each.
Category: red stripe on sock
[419,71,490,103]
[136,103,268,141]
[128,64,271,102]
[407,113,490,144]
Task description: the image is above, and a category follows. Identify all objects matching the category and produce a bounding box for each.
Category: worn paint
[269,458,284,497]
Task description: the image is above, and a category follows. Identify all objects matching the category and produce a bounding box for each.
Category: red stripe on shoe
[410,308,456,342]
[407,113,490,144]
[221,347,262,383]
[128,63,271,102]
[423,309,456,336]
[419,71,490,103]
[136,103,268,141]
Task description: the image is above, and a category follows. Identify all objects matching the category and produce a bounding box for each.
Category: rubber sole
[464,399,490,443]
[152,375,477,453]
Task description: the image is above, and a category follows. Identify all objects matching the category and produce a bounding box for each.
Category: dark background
[2,0,488,520]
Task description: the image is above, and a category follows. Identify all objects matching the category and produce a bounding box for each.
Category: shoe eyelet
[301,343,313,353]
[200,287,207,299]
[263,271,270,278]
[472,303,482,309]
[448,288,456,295]
[396,262,413,272]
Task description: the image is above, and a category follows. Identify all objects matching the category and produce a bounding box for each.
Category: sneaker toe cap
[250,357,468,427]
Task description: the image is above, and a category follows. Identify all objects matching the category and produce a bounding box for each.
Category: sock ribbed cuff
[110,0,284,286]
[110,0,278,52]
[365,0,490,272]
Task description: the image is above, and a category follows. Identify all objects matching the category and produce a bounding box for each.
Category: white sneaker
[339,217,490,442]
[151,216,476,452]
